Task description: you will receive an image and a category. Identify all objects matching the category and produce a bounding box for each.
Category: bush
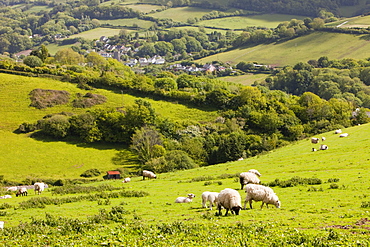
[329,183,339,189]
[23,56,43,68]
[29,89,70,109]
[72,93,107,108]
[80,169,101,178]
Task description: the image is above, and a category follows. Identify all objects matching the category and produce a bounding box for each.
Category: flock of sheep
[1,182,46,199]
[311,129,349,151]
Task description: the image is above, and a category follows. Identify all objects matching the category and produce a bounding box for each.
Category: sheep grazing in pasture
[311,137,320,144]
[175,193,195,203]
[0,221,3,229]
[34,182,45,195]
[339,133,349,138]
[16,187,27,197]
[239,171,260,190]
[244,184,280,210]
[6,186,17,192]
[142,170,156,180]
[217,188,242,216]
[248,169,262,177]
[122,177,131,183]
[321,137,326,141]
[312,148,317,152]
[334,129,342,134]
[201,191,219,210]
[320,144,329,150]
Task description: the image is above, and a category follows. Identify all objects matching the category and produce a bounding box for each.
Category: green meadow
[197,14,308,29]
[98,18,155,29]
[124,4,163,13]
[219,73,269,85]
[196,32,370,67]
[0,73,218,181]
[1,121,370,244]
[147,7,213,22]
[69,27,122,40]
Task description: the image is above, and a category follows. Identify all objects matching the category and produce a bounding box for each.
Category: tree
[23,55,43,67]
[154,78,177,91]
[40,115,71,138]
[154,41,174,56]
[54,48,84,65]
[86,51,107,69]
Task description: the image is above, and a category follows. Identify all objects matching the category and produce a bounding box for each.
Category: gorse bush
[72,93,107,108]
[80,169,102,178]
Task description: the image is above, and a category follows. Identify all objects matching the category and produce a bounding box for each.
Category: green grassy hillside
[196,32,370,67]
[0,73,218,181]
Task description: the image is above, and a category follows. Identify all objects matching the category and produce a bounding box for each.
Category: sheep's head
[275,200,281,208]
[232,206,242,215]
[187,193,195,199]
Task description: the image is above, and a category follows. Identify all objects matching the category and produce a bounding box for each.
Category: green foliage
[80,169,102,178]
[23,56,43,68]
[267,176,322,188]
[72,93,107,108]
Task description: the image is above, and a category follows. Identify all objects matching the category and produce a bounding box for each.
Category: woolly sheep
[34,182,45,195]
[244,184,280,209]
[0,221,3,229]
[16,187,27,197]
[239,172,260,190]
[0,195,12,199]
[311,137,320,144]
[201,191,219,210]
[248,169,262,177]
[217,188,242,216]
[312,148,317,152]
[122,177,131,183]
[321,137,326,141]
[320,144,328,150]
[142,170,156,180]
[334,129,342,134]
[339,133,349,138]
[6,186,17,192]
[175,193,195,203]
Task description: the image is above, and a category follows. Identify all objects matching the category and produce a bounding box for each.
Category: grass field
[0,73,218,181]
[1,122,370,245]
[147,7,213,22]
[69,27,122,40]
[98,18,154,29]
[197,14,308,29]
[196,32,370,67]
[124,4,162,13]
[219,73,269,85]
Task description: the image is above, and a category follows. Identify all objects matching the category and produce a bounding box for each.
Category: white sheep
[122,177,131,183]
[320,144,329,150]
[142,170,156,180]
[217,188,242,216]
[34,182,45,195]
[239,171,260,190]
[0,195,12,199]
[248,169,262,177]
[6,186,17,192]
[312,148,317,152]
[16,187,27,197]
[0,221,3,229]
[321,137,326,141]
[201,191,219,210]
[175,193,195,203]
[334,129,342,134]
[311,137,320,144]
[339,133,349,137]
[244,184,280,209]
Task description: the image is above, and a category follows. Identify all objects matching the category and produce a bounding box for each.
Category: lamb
[0,221,3,229]
[122,177,131,183]
[142,170,156,180]
[239,171,260,190]
[175,193,195,203]
[201,191,219,210]
[334,129,342,134]
[321,137,326,141]
[311,137,320,144]
[244,184,280,209]
[320,144,328,150]
[34,182,45,195]
[16,187,27,197]
[339,133,349,137]
[0,195,12,199]
[217,188,242,216]
[312,148,317,152]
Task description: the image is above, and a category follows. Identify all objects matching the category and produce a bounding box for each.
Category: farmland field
[0,74,218,181]
[196,32,370,67]
[219,73,269,85]
[147,7,213,22]
[99,18,154,29]
[69,27,122,40]
[197,14,308,29]
[124,4,163,13]
[166,26,243,34]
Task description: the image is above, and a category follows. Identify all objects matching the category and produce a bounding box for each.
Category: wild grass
[196,31,370,67]
[68,27,122,41]
[147,7,213,22]
[197,14,308,29]
[219,73,269,85]
[98,18,155,29]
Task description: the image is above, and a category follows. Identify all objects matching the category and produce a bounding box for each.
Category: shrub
[267,176,322,188]
[23,56,43,68]
[329,183,339,189]
[80,168,101,178]
[29,89,70,109]
[72,93,107,108]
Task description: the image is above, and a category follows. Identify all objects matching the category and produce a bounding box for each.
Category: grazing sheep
[6,186,17,192]
[244,184,280,209]
[334,129,342,134]
[248,169,262,177]
[34,182,45,195]
[320,144,329,150]
[311,137,320,144]
[312,148,317,152]
[122,177,131,183]
[16,187,27,197]
[239,172,260,190]
[339,133,349,138]
[201,191,219,210]
[321,137,326,141]
[175,193,195,203]
[0,195,12,199]
[0,221,3,229]
[142,170,156,180]
[217,188,242,216]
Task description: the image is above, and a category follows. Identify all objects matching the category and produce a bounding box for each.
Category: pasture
[197,14,308,29]
[196,32,370,67]
[219,73,269,85]
[147,7,213,22]
[0,73,218,181]
[1,123,370,245]
[98,18,155,29]
[124,4,163,13]
[69,27,122,40]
